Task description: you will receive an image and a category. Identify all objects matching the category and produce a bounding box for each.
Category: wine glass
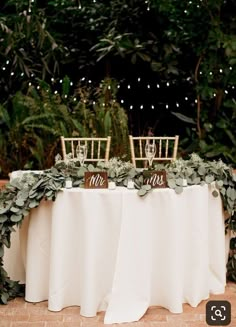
[145,141,156,167]
[76,144,87,166]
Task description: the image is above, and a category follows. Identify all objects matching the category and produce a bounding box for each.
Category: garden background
[0,0,235,178]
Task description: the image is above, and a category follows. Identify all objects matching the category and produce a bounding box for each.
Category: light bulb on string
[185,97,188,101]
[166,82,170,87]
[21,73,24,76]
[209,72,213,75]
[88,80,92,83]
[108,85,111,90]
[127,85,131,89]
[54,90,58,94]
[120,99,124,104]
[93,101,96,105]
[229,67,232,71]
[166,104,169,109]
[74,98,77,101]
[147,84,151,89]
[37,86,40,90]
[137,77,141,82]
[219,69,223,73]
[151,105,154,109]
[225,90,228,94]
[140,105,143,109]
[156,84,160,88]
[130,105,133,110]
[176,103,179,107]
[6,60,9,65]
[2,67,6,71]
[70,82,73,86]
[29,82,32,86]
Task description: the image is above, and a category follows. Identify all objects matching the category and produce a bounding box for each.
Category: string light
[130,105,133,110]
[185,97,188,101]
[151,105,154,109]
[147,84,151,89]
[157,84,160,88]
[54,90,58,94]
[166,82,170,87]
[108,85,111,90]
[176,103,179,107]
[121,99,124,104]
[166,104,169,109]
[137,77,141,82]
[219,69,223,73]
[140,105,143,109]
[127,84,131,89]
[73,97,77,101]
[6,60,9,65]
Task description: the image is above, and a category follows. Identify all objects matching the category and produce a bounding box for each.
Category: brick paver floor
[0,282,235,327]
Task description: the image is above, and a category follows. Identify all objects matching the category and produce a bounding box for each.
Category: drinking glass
[145,141,156,167]
[76,144,87,166]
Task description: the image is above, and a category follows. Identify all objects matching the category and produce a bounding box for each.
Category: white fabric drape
[4,185,226,324]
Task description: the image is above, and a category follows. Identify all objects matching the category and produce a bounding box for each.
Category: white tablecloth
[4,185,226,324]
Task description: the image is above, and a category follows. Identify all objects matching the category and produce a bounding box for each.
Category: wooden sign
[143,170,167,188]
[84,172,108,189]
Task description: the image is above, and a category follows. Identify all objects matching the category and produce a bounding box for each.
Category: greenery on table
[0,154,236,304]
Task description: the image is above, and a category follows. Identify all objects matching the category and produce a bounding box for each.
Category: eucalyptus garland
[0,154,236,304]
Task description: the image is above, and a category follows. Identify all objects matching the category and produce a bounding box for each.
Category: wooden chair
[60,136,111,163]
[129,135,179,168]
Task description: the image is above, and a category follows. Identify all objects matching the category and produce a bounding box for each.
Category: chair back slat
[60,136,111,163]
[129,135,179,168]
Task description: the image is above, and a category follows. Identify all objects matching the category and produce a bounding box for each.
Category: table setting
[1,152,236,324]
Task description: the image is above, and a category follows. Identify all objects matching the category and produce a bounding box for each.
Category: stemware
[76,143,87,166]
[145,141,156,167]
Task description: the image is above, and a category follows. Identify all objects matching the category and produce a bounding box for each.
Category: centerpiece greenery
[0,154,236,304]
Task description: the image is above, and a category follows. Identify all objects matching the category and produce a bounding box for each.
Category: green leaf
[1,292,9,304]
[0,215,8,223]
[137,188,147,196]
[10,214,22,222]
[167,179,176,188]
[216,180,224,188]
[193,177,201,184]
[142,184,152,191]
[10,207,20,213]
[205,175,214,183]
[15,199,25,207]
[175,186,183,194]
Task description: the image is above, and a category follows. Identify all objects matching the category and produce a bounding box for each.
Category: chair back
[60,136,111,163]
[129,135,179,168]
